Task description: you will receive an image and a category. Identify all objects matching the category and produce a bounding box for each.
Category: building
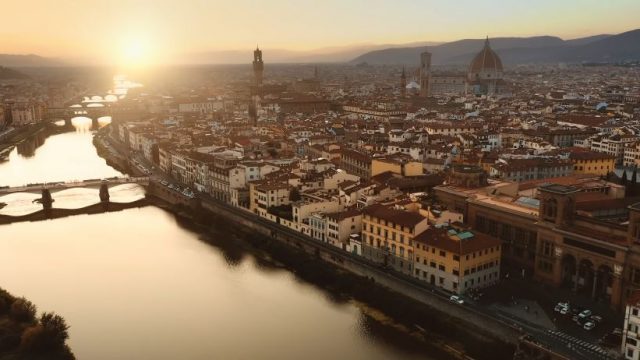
[489,158,573,182]
[371,154,424,177]
[568,150,616,176]
[414,225,501,294]
[252,46,264,87]
[400,66,407,97]
[419,37,508,96]
[435,168,640,310]
[340,149,372,180]
[361,204,429,275]
[419,51,432,97]
[249,181,291,215]
[326,209,362,251]
[466,37,507,96]
[623,290,640,360]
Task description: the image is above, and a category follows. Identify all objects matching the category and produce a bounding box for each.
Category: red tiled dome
[469,38,503,74]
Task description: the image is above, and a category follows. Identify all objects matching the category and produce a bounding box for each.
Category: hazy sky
[2,0,639,65]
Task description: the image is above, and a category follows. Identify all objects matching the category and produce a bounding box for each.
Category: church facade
[418,37,508,97]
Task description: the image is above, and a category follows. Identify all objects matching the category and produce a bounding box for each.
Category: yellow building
[569,150,615,176]
[371,154,423,177]
[249,181,292,215]
[414,225,501,294]
[361,204,429,275]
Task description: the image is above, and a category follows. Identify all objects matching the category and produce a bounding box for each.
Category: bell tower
[419,50,431,97]
[400,66,407,97]
[253,45,264,87]
[538,184,579,226]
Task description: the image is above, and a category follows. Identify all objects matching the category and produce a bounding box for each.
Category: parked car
[449,295,464,305]
[555,302,569,313]
[584,321,596,331]
[578,309,592,319]
[560,305,570,315]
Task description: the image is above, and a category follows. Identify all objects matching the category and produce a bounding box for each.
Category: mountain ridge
[350,30,640,66]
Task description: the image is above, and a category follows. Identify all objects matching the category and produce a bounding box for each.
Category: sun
[119,38,152,68]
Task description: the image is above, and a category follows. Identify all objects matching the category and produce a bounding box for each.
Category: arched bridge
[0,177,150,195]
[0,177,149,211]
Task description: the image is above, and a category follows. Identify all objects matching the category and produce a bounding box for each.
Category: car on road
[560,307,569,315]
[449,295,464,305]
[583,321,596,330]
[578,309,592,319]
[555,302,569,313]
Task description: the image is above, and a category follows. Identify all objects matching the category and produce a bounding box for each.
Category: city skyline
[2,0,640,67]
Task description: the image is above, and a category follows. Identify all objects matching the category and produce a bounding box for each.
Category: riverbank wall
[146,182,521,355]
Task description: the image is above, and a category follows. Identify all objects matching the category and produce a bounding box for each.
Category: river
[0,84,440,359]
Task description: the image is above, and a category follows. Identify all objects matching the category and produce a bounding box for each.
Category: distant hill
[178,42,443,64]
[350,30,639,66]
[0,66,29,79]
[0,54,63,67]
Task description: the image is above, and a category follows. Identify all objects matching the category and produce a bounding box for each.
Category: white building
[623,291,640,360]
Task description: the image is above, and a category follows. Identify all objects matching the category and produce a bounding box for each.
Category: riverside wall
[146,182,521,346]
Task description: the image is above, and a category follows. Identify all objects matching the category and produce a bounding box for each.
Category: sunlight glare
[119,37,152,68]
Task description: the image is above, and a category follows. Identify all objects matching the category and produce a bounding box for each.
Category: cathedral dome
[468,37,503,76]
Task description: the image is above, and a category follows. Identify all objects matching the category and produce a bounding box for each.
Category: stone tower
[400,66,407,97]
[253,46,264,87]
[538,184,579,226]
[419,50,431,97]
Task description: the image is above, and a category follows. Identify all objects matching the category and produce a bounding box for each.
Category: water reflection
[71,116,94,133]
[0,208,435,360]
[0,192,41,216]
[0,184,145,216]
[16,129,49,157]
[0,117,122,187]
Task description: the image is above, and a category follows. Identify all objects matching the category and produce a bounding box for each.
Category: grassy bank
[0,288,74,360]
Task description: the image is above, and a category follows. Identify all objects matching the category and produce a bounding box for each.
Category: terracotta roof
[414,227,501,255]
[363,204,426,229]
[468,38,503,74]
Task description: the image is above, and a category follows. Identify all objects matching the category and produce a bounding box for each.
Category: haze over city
[2,0,640,67]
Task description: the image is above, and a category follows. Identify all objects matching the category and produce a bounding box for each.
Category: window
[439,250,446,257]
[438,264,445,271]
[453,255,460,262]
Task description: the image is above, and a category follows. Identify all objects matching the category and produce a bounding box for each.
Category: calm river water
[0,117,438,358]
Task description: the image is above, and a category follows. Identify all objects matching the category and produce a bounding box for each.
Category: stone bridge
[0,177,149,210]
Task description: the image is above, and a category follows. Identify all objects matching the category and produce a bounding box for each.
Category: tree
[10,298,36,323]
[40,312,70,347]
[20,313,70,354]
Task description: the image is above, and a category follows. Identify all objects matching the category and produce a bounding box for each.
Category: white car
[578,309,592,319]
[449,295,464,305]
[583,321,595,331]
